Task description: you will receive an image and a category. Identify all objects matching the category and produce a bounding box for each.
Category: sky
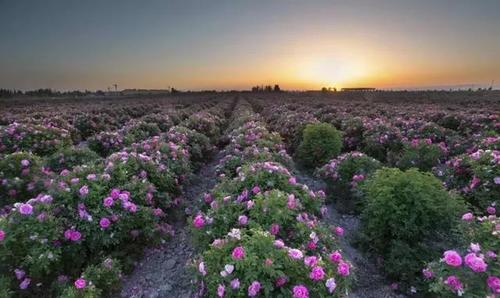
[1,0,500,91]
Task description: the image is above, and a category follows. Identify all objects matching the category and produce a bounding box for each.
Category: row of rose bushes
[87,108,224,157]
[0,100,232,297]
[191,100,353,298]
[253,98,499,296]
[0,96,221,142]
[254,99,499,211]
[256,97,498,156]
[0,99,228,207]
[0,98,220,156]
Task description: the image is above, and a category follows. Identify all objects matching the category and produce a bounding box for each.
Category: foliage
[358,168,465,283]
[296,123,343,169]
[197,228,352,298]
[317,152,382,213]
[0,152,45,206]
[396,139,445,172]
[46,147,102,173]
[424,209,499,297]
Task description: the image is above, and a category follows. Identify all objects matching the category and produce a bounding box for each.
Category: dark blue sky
[1,0,499,90]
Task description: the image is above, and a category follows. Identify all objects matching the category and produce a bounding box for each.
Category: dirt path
[118,152,224,298]
[294,169,405,298]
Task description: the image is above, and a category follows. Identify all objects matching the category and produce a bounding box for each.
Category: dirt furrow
[294,170,404,298]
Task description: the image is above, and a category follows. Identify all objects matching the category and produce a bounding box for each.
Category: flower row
[191,100,353,298]
[0,99,233,297]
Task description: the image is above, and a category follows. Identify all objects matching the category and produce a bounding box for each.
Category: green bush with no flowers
[296,123,342,169]
[358,167,464,284]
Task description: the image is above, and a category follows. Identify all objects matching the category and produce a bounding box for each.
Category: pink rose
[275,276,288,287]
[307,240,317,250]
[217,284,225,297]
[103,197,114,208]
[462,212,474,221]
[247,281,261,297]
[232,246,245,260]
[337,261,350,276]
[304,256,318,267]
[19,203,33,215]
[464,253,487,272]
[487,276,500,294]
[330,250,342,263]
[193,214,205,228]
[238,215,248,225]
[287,194,297,209]
[65,229,82,241]
[309,266,325,281]
[14,269,25,280]
[326,278,336,293]
[204,193,213,204]
[444,275,463,292]
[443,250,462,267]
[19,278,31,290]
[288,248,303,260]
[74,278,86,289]
[99,217,111,229]
[79,185,89,197]
[230,278,240,289]
[153,208,164,217]
[422,268,433,279]
[270,223,280,235]
[110,188,120,199]
[293,285,309,298]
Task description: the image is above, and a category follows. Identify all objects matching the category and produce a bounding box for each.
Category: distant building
[121,89,170,95]
[341,88,376,92]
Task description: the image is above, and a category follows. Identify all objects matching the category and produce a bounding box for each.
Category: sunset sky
[1,0,500,91]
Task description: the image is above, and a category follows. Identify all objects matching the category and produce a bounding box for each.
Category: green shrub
[316,152,382,213]
[296,123,342,169]
[0,152,44,206]
[396,141,444,172]
[437,149,499,210]
[358,168,464,283]
[46,147,102,172]
[56,258,122,298]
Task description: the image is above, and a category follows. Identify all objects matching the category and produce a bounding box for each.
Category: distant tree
[264,85,272,92]
[274,84,281,92]
[171,87,179,93]
[321,87,328,92]
[25,88,57,97]
[0,89,15,97]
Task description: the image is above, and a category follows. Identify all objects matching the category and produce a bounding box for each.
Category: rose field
[0,91,498,298]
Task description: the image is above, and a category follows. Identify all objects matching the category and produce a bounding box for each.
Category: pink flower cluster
[64,228,82,241]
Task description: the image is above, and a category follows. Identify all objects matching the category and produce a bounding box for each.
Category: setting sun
[297,55,370,89]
